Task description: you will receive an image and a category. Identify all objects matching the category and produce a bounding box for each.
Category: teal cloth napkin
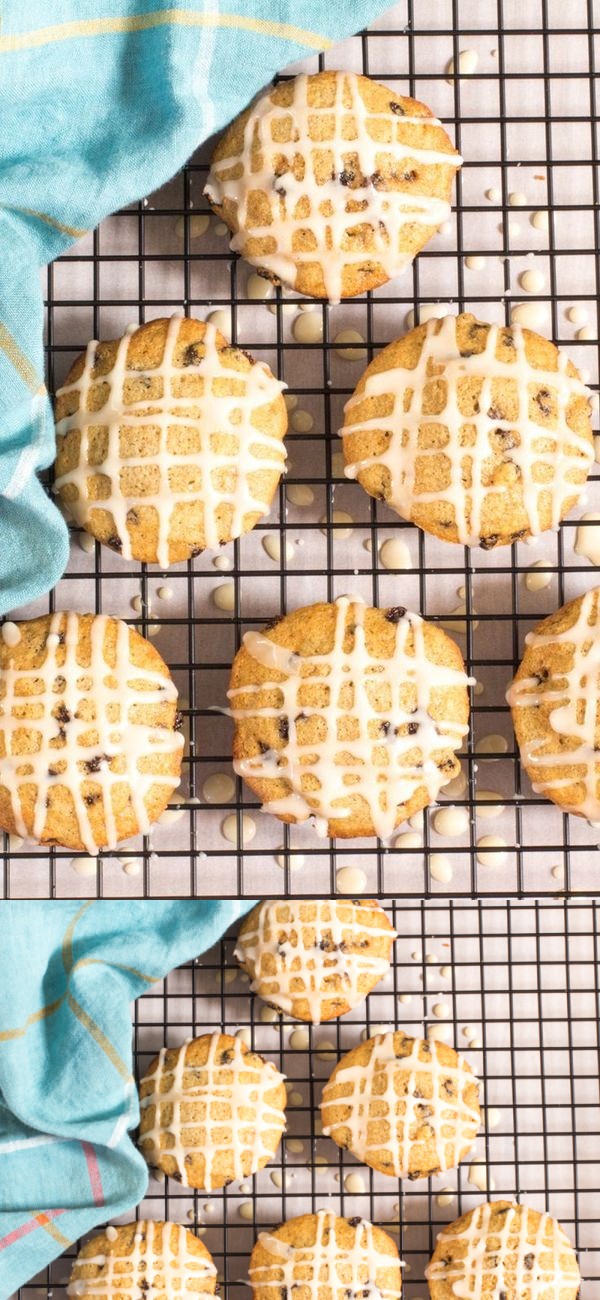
[0,0,388,616]
[0,900,255,1298]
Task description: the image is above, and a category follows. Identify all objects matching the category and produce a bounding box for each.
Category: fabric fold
[0,0,388,616]
[0,900,255,1298]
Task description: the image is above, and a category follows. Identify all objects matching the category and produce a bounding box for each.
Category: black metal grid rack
[13,899,600,1300]
[4,0,600,899]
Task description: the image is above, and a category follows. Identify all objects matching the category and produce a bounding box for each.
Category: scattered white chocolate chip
[275,848,306,870]
[446,48,478,78]
[175,213,210,240]
[214,221,228,236]
[393,831,422,850]
[519,268,545,294]
[70,856,97,877]
[158,807,186,826]
[443,768,468,799]
[285,393,299,412]
[567,305,588,325]
[236,1027,251,1047]
[483,1106,502,1130]
[334,329,368,360]
[432,806,469,837]
[336,865,366,894]
[221,813,256,846]
[468,1157,493,1192]
[270,1169,283,1189]
[239,1202,253,1221]
[262,534,295,563]
[78,531,96,554]
[510,301,546,329]
[212,581,236,612]
[574,514,600,566]
[320,510,353,539]
[398,993,412,1005]
[508,191,527,207]
[475,791,505,819]
[213,553,232,571]
[290,1028,310,1050]
[531,210,549,232]
[465,254,486,271]
[438,604,479,636]
[105,1226,119,1242]
[462,1026,477,1040]
[288,1090,304,1107]
[525,560,553,592]
[316,1040,337,1060]
[577,325,596,341]
[292,313,323,344]
[476,835,508,866]
[121,858,141,877]
[286,1138,304,1153]
[379,537,411,570]
[430,853,453,884]
[551,863,565,883]
[405,302,452,330]
[130,594,143,613]
[475,733,508,756]
[291,409,314,433]
[287,483,314,507]
[206,308,232,335]
[203,772,235,804]
[486,188,502,203]
[427,1022,451,1043]
[344,1171,366,1194]
[1,622,21,648]
[247,272,274,301]
[432,1002,450,1020]
[436,1189,455,1208]
[156,585,173,601]
[439,966,452,979]
[261,1005,279,1023]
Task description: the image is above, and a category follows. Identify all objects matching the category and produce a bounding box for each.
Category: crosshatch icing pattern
[10,899,600,1299]
[3,0,600,899]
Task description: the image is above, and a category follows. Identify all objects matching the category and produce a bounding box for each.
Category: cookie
[320,1030,480,1179]
[67,1220,218,1300]
[341,313,593,549]
[0,613,182,852]
[228,595,471,839]
[249,1211,402,1300]
[205,70,461,302]
[138,1031,287,1190]
[425,1200,580,1300]
[507,585,600,822]
[54,315,287,564]
[235,898,397,1024]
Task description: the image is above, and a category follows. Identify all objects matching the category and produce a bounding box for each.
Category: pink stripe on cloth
[81,1141,104,1206]
[0,1208,66,1253]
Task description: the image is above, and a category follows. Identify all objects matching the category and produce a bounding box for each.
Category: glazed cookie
[138,1031,287,1190]
[0,613,182,852]
[425,1200,580,1300]
[235,898,397,1024]
[508,585,600,822]
[341,313,593,549]
[205,70,461,302]
[249,1211,402,1300]
[227,595,471,839]
[54,315,287,564]
[320,1030,480,1179]
[67,1220,218,1299]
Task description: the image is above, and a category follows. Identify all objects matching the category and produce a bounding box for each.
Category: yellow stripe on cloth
[15,207,87,239]
[66,991,133,1082]
[0,10,331,53]
[0,322,40,391]
[36,1214,72,1248]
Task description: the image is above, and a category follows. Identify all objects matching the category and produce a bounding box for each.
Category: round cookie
[320,1030,480,1179]
[205,70,461,302]
[249,1211,402,1300]
[235,898,397,1024]
[67,1220,218,1299]
[341,312,593,549]
[138,1031,287,1190]
[425,1200,580,1300]
[508,585,600,822]
[0,612,182,852]
[227,595,472,839]
[54,315,287,564]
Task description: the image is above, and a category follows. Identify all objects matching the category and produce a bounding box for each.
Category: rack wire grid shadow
[12,899,600,1300]
[3,0,600,899]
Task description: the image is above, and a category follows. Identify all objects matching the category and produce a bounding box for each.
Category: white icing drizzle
[0,613,182,853]
[507,586,600,819]
[321,1031,480,1177]
[54,316,286,565]
[139,1033,286,1190]
[425,1201,580,1300]
[234,899,396,1024]
[68,1220,217,1299]
[205,72,461,303]
[228,596,472,839]
[249,1210,401,1300]
[341,315,593,546]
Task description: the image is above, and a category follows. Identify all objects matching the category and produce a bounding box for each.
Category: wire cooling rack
[13,899,600,1300]
[4,0,600,898]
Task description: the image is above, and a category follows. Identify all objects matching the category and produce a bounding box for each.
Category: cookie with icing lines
[507,585,600,823]
[204,70,461,303]
[138,1031,287,1190]
[67,1219,218,1300]
[425,1200,580,1300]
[0,613,182,853]
[235,898,397,1024]
[249,1211,402,1300]
[320,1030,480,1180]
[227,595,472,839]
[340,312,593,549]
[54,315,287,565]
